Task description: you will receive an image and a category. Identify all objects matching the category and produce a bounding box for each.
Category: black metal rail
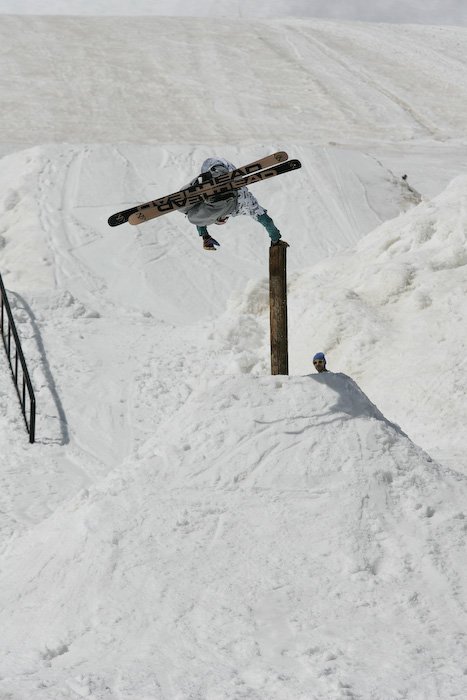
[0,273,36,443]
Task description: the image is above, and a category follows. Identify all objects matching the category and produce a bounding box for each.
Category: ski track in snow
[2,17,467,144]
[300,25,445,141]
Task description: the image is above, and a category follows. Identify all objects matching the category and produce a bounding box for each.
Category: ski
[192,151,289,190]
[108,151,288,227]
[127,159,301,226]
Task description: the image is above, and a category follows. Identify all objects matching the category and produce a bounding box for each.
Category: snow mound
[141,372,409,490]
[1,374,466,699]
[205,172,466,468]
[285,173,467,467]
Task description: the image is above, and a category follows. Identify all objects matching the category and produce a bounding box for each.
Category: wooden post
[269,244,288,375]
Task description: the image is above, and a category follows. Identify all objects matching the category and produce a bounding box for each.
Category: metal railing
[0,273,36,443]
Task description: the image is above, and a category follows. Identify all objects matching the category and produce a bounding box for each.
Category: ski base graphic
[108,152,298,227]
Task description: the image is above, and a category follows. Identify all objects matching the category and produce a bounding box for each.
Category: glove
[202,234,220,251]
[271,239,289,247]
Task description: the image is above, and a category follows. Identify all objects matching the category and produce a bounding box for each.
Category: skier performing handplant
[183,157,289,251]
[107,151,301,231]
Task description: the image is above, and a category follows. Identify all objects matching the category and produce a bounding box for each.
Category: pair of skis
[108,151,301,227]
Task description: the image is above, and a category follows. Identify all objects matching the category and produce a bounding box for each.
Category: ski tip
[108,214,127,227]
[274,151,288,162]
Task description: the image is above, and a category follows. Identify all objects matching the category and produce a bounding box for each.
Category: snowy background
[1,1,467,699]
[2,0,467,25]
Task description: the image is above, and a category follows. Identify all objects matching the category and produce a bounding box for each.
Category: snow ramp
[287,172,467,469]
[1,373,467,699]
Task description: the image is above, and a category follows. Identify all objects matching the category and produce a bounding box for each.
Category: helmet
[313,352,326,362]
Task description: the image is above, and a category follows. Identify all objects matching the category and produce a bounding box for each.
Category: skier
[313,352,328,373]
[183,157,289,251]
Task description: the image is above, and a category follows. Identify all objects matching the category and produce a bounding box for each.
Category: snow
[0,4,467,699]
[2,0,467,27]
[2,375,467,699]
[3,17,467,147]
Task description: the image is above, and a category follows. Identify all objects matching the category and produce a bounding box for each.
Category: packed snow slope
[2,16,467,146]
[1,374,467,700]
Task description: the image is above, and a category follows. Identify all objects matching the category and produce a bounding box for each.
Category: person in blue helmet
[313,352,328,373]
[182,157,289,251]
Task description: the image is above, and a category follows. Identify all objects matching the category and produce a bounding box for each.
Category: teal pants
[196,212,280,243]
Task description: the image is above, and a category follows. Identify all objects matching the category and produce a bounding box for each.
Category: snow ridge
[1,374,467,699]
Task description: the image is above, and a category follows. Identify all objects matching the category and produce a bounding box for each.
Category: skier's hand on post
[271,239,289,247]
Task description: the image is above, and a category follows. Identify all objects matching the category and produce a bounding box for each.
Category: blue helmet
[313,352,326,362]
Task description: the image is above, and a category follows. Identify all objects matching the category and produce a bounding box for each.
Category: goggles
[313,359,325,366]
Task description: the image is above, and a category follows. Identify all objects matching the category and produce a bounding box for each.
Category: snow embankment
[210,173,467,470]
[287,173,467,468]
[0,374,466,699]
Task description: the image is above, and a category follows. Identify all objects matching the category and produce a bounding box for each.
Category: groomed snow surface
[1,8,467,700]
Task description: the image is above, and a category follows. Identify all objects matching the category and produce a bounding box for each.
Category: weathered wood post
[269,244,288,375]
